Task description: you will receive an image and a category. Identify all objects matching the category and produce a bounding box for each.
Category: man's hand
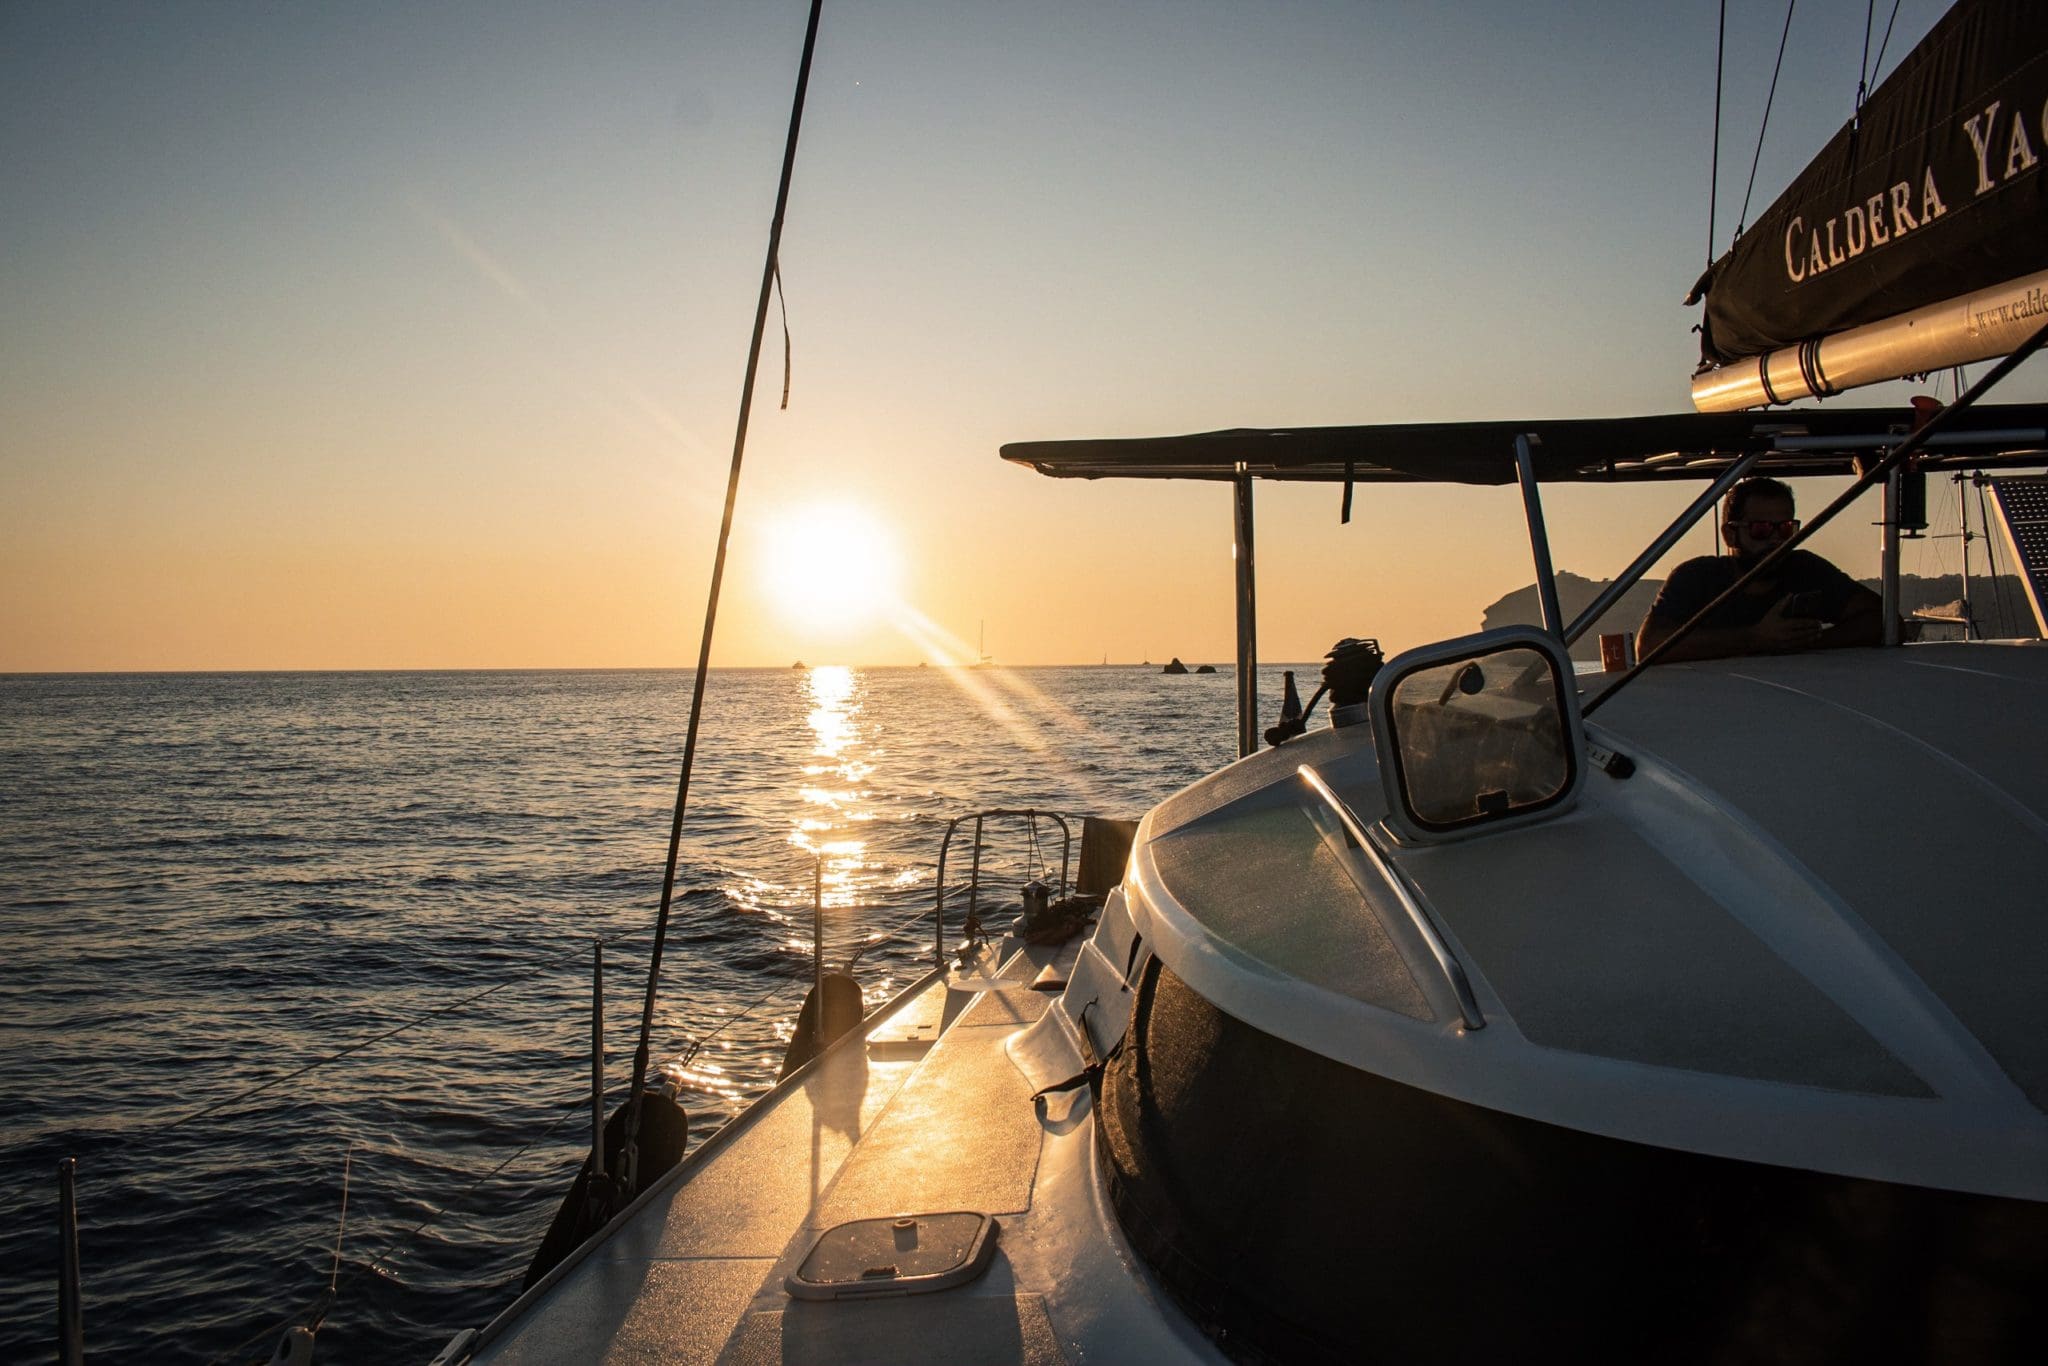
[1753,596,1825,652]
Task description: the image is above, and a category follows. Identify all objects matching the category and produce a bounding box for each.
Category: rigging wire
[1708,0,1726,265]
[211,878,891,1366]
[1978,477,2014,632]
[2,925,671,1220]
[166,986,514,1132]
[160,925,652,1135]
[204,1081,613,1366]
[328,1142,356,1298]
[849,898,943,968]
[623,0,826,1171]
[1736,0,1798,237]
[1925,477,1957,581]
[678,974,809,1067]
[1870,0,1904,90]
[1855,0,1875,119]
[1587,316,2048,716]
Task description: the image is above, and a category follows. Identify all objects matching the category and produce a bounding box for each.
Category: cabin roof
[1001,405,2048,485]
[1129,643,2048,1198]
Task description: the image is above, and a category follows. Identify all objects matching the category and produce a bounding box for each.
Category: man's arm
[1812,581,1885,648]
[1637,596,1824,663]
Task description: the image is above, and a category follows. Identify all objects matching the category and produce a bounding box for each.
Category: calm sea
[0,664,1256,1363]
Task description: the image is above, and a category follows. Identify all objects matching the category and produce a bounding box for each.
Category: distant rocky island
[1482,570,2039,660]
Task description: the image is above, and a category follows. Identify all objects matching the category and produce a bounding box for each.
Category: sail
[1692,0,2048,370]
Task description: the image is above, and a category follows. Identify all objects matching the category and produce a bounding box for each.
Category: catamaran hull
[1101,959,2048,1365]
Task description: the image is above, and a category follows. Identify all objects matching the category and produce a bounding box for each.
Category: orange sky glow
[5,2,2040,672]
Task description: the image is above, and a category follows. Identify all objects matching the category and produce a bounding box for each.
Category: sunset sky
[5,0,2041,671]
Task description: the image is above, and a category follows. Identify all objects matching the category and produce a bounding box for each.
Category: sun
[753,501,903,630]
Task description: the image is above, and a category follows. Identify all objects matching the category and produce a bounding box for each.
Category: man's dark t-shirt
[1646,550,1863,630]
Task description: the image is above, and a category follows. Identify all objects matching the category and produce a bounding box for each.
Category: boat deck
[468,936,1121,1365]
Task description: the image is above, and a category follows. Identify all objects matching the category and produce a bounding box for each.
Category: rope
[774,263,792,410]
[624,0,826,1166]
[1736,0,1798,237]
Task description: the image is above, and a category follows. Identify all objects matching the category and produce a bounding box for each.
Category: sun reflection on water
[790,665,873,913]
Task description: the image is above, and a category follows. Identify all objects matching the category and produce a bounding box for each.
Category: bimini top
[1000,405,2048,485]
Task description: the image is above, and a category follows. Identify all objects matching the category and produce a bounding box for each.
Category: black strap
[1030,997,1118,1101]
[1030,1064,1101,1100]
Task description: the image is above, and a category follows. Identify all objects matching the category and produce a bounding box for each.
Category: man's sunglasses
[1728,518,1800,538]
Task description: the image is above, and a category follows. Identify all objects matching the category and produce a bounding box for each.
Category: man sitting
[1636,476,1884,664]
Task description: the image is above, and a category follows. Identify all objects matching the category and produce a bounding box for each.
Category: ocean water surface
[0,664,1252,1363]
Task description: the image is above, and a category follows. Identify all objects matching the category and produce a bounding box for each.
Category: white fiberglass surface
[1119,644,2048,1199]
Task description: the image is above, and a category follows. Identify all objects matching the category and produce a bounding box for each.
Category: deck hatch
[1370,627,1584,842]
[785,1212,998,1300]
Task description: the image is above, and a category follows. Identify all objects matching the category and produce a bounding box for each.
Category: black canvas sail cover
[1692,0,2048,368]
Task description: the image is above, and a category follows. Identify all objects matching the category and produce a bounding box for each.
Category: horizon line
[0,661,1314,678]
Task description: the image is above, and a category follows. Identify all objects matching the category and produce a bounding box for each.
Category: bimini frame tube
[1692,267,2048,412]
[1592,315,2048,716]
[1233,466,1259,757]
[1513,435,1565,640]
[1882,469,1904,646]
[1563,451,1764,646]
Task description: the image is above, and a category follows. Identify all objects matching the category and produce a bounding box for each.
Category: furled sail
[1690,0,2048,410]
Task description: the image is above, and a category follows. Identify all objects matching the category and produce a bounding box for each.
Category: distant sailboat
[972,620,994,668]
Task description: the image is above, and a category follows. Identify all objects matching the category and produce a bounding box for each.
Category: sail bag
[1694,0,2048,366]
